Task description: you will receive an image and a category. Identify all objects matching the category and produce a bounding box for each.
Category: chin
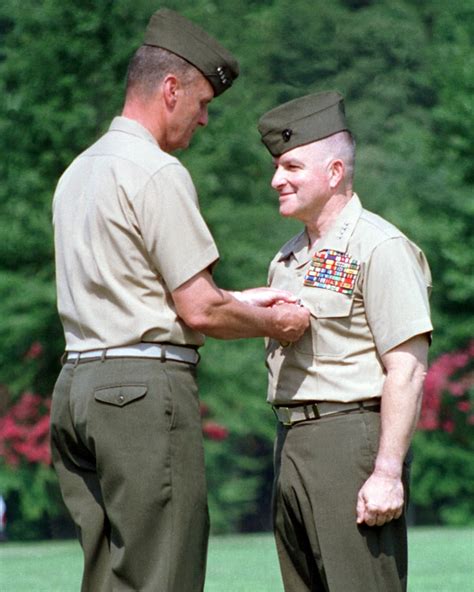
[170,139,190,152]
[279,208,294,218]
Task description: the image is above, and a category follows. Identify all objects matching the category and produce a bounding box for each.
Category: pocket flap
[94,385,147,407]
[300,287,353,319]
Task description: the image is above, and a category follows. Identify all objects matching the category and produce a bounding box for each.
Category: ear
[162,74,179,110]
[328,159,345,189]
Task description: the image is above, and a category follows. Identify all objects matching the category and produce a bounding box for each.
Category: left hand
[233,287,299,307]
[356,471,404,527]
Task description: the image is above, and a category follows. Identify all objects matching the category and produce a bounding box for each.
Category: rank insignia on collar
[304,249,360,295]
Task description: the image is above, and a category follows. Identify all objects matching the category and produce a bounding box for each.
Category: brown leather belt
[272,399,381,427]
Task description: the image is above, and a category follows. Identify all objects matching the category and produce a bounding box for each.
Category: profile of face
[168,73,214,151]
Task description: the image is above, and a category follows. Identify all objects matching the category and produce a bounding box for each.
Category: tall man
[50,9,309,592]
[258,92,432,591]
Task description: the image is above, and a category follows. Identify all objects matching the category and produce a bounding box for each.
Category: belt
[273,399,381,427]
[65,343,200,365]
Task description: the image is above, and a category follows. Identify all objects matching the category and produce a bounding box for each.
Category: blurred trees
[0,0,472,538]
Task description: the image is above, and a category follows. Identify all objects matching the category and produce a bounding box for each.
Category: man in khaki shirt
[258,92,432,592]
[50,10,309,592]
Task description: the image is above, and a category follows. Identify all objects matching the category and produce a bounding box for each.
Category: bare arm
[356,334,429,526]
[172,270,310,341]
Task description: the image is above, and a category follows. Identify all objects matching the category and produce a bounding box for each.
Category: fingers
[284,306,310,342]
[394,507,403,520]
[357,503,400,526]
[373,512,398,526]
[271,303,310,343]
[358,506,403,526]
[356,493,366,524]
[272,290,299,303]
[356,477,404,527]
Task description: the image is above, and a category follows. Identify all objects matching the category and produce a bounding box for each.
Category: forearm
[189,290,283,339]
[374,367,424,478]
[172,271,309,342]
[356,335,429,525]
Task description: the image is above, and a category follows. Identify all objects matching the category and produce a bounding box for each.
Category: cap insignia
[217,65,230,86]
[282,128,293,142]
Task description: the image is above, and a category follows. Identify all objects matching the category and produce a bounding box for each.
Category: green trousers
[50,358,209,592]
[273,409,410,592]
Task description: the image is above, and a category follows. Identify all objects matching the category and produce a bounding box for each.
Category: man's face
[271,143,331,223]
[168,74,214,151]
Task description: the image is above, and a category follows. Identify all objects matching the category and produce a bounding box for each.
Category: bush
[412,341,474,525]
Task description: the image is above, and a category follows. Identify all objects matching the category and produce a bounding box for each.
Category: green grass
[1,528,472,591]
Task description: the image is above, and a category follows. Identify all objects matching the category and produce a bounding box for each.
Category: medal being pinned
[304,249,360,296]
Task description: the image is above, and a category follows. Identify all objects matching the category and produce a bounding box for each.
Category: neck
[121,95,168,149]
[305,190,352,246]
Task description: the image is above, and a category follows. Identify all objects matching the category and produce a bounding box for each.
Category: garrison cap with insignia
[144,8,239,97]
[258,91,349,156]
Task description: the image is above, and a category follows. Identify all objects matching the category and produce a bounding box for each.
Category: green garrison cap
[144,8,239,97]
[258,92,349,156]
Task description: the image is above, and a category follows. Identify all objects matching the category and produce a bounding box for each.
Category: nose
[271,166,286,191]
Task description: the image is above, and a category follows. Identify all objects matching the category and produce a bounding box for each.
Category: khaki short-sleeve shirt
[266,194,432,404]
[53,117,219,351]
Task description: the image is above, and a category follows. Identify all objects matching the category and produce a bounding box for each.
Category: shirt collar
[315,193,362,253]
[277,194,363,263]
[109,116,159,147]
[278,230,309,264]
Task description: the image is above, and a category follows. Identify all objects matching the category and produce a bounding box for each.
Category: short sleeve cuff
[376,320,433,356]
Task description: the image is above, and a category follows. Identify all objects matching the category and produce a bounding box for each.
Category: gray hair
[125,45,200,99]
[317,131,356,184]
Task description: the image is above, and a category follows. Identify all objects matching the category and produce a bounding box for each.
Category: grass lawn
[1,527,472,591]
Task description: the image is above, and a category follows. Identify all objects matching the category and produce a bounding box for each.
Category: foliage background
[0,0,472,538]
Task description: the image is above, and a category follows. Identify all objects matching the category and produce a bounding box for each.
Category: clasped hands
[233,287,310,343]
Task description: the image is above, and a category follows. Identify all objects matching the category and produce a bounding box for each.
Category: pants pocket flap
[94,385,147,407]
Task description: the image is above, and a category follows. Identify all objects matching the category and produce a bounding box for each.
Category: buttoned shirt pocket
[297,288,354,358]
[94,385,147,407]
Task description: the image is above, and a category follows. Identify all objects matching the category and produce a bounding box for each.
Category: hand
[356,471,404,527]
[269,302,310,343]
[233,287,299,307]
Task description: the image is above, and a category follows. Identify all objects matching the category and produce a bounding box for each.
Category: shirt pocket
[296,287,354,358]
[94,384,147,407]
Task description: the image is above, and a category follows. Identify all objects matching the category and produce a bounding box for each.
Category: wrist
[373,457,403,480]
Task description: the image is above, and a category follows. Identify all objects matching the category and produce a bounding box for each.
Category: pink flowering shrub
[412,341,474,525]
[0,392,51,467]
[24,341,44,361]
[418,340,474,439]
[202,421,229,441]
[200,401,229,441]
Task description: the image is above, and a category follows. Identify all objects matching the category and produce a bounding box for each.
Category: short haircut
[318,131,356,184]
[125,45,200,99]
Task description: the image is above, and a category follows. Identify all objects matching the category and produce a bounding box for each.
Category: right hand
[269,302,310,343]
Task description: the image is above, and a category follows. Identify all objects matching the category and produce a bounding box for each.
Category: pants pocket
[94,384,147,407]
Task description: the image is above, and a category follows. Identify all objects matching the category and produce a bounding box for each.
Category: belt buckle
[273,406,293,427]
